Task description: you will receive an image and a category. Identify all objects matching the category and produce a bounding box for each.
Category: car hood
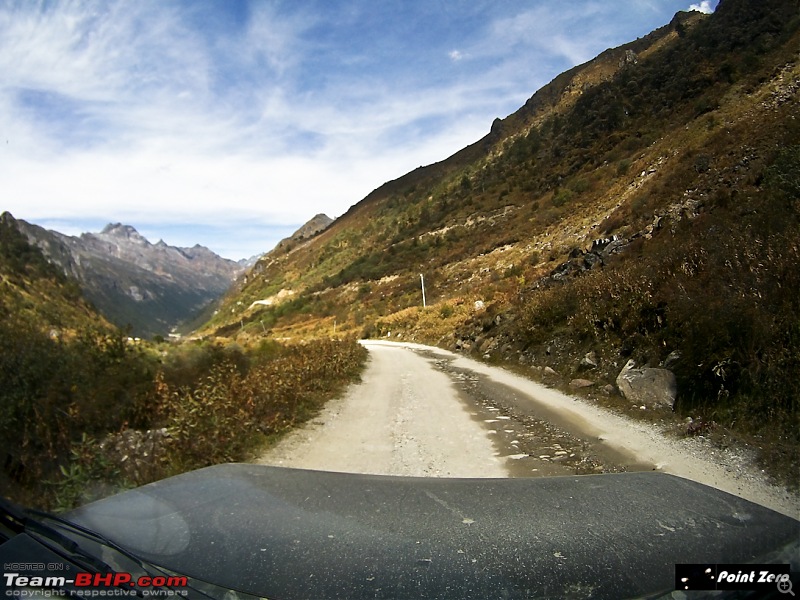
[67,464,799,599]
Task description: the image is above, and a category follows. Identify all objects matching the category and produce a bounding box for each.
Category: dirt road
[257,341,507,478]
[257,340,799,518]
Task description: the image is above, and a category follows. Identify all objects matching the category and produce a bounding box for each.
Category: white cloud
[689,1,714,14]
[0,0,709,259]
[240,3,318,76]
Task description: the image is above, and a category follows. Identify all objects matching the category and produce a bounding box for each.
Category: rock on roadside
[616,359,677,409]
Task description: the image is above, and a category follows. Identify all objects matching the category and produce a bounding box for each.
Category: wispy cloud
[0,0,706,259]
[689,1,715,14]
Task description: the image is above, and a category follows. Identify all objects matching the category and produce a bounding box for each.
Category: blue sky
[0,0,717,260]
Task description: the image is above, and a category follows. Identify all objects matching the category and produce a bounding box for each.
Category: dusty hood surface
[67,464,799,599]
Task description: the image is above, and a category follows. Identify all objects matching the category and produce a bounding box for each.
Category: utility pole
[420,273,427,308]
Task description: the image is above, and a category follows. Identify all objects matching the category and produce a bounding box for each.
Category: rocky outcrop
[270,214,333,255]
[548,236,628,281]
[616,360,677,409]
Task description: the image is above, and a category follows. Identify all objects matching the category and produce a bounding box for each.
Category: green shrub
[1,327,367,510]
[153,338,367,474]
[552,189,574,207]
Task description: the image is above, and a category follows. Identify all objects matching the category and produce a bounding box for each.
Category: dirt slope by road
[257,340,799,519]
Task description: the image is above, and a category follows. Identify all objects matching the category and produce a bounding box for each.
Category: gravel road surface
[257,340,507,477]
[258,340,799,519]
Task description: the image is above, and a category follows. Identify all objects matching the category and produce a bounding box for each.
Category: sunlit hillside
[203,0,800,486]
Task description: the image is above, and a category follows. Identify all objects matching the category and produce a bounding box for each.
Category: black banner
[676,564,792,592]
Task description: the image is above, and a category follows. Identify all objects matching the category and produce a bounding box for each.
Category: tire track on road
[257,341,507,478]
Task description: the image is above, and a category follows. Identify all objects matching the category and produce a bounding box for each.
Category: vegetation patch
[1,326,367,511]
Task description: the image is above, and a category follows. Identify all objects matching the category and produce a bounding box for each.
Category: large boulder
[616,360,677,409]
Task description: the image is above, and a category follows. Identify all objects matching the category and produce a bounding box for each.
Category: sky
[0,0,717,260]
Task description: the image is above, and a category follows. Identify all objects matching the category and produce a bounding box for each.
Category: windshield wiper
[1,497,215,599]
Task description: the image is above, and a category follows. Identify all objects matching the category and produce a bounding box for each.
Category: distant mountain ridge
[4,213,243,338]
[271,214,333,255]
[0,212,107,333]
[235,214,333,270]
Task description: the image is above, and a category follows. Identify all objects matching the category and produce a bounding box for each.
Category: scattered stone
[603,238,628,256]
[579,351,598,370]
[662,350,682,369]
[569,378,595,389]
[602,384,617,395]
[616,360,677,409]
[686,417,717,436]
[544,366,558,376]
[474,300,485,311]
[99,428,170,483]
[620,49,638,67]
[582,252,603,270]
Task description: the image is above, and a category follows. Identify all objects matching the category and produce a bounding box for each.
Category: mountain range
[3,214,243,338]
[0,0,796,485]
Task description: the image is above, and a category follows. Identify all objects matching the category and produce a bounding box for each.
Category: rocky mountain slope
[0,212,107,333]
[182,213,333,332]
[272,214,333,255]
[5,214,243,338]
[203,0,799,484]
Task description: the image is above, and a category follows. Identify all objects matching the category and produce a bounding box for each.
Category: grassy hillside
[202,0,800,487]
[0,212,104,331]
[0,213,367,510]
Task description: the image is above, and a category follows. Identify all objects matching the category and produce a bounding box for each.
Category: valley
[1,0,798,516]
[6,214,243,338]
